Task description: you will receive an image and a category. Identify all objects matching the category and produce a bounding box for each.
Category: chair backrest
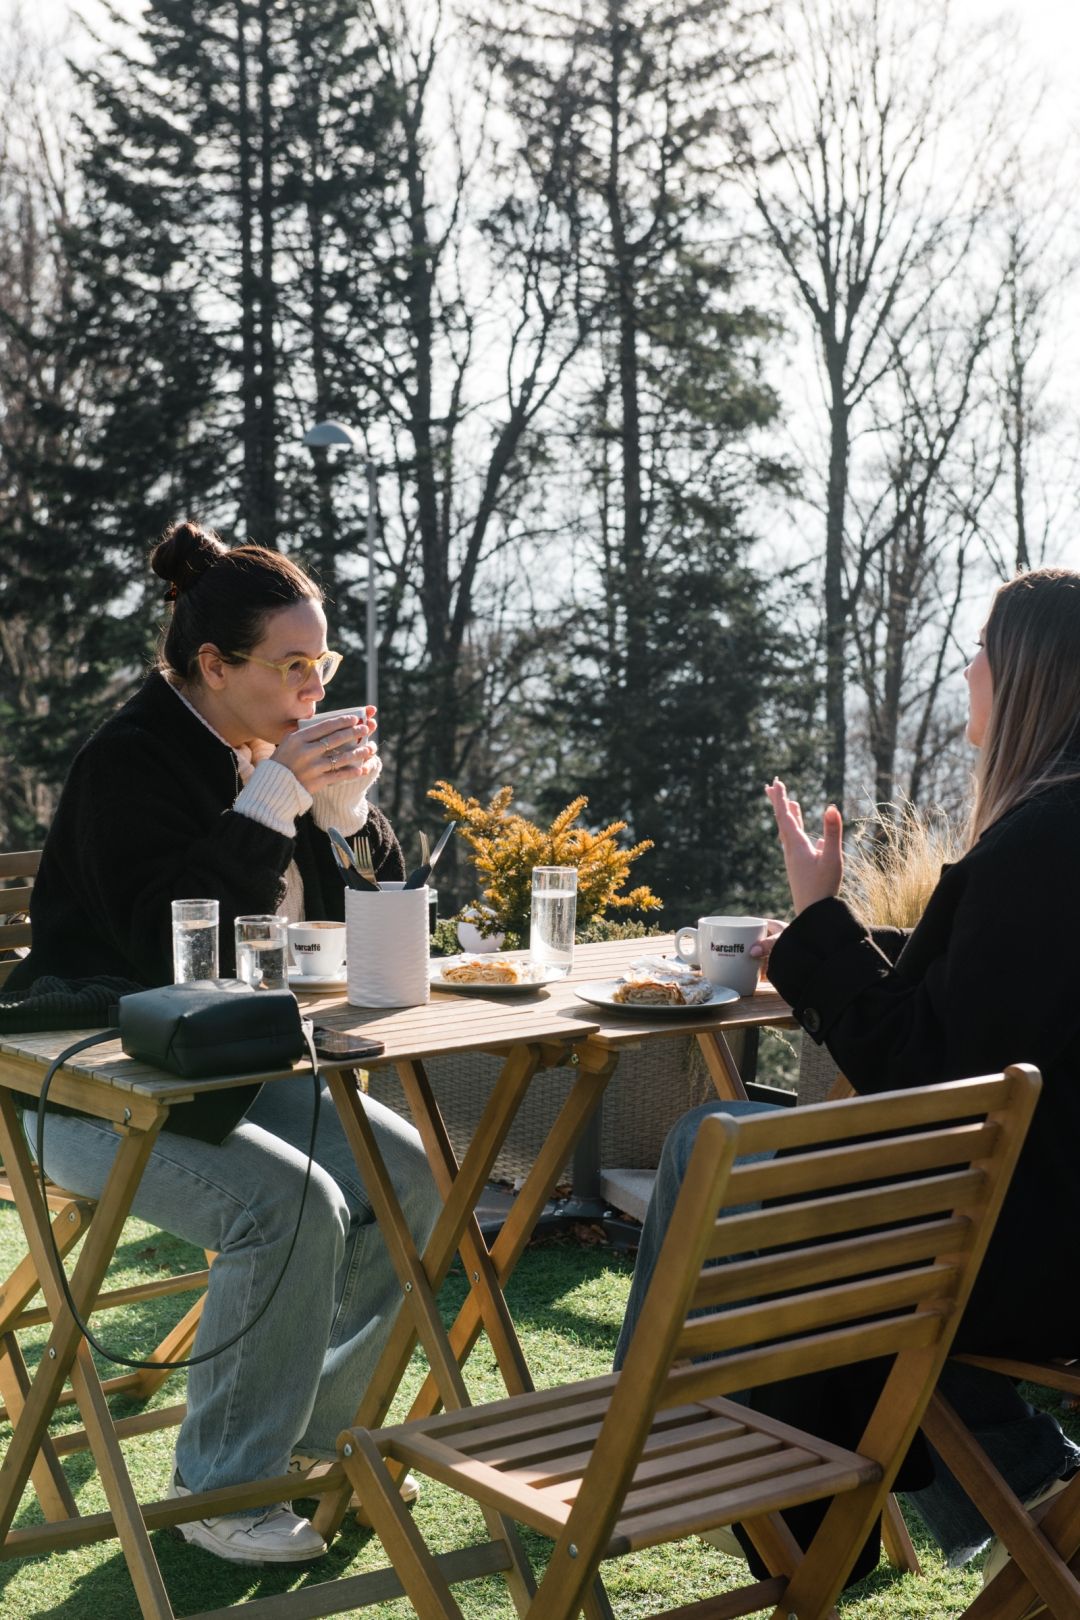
[0,851,40,988]
[589,1068,1041,1523]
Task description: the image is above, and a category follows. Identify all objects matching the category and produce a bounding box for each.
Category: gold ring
[323,737,333,755]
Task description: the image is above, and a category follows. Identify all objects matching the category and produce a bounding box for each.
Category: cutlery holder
[345,883,430,1007]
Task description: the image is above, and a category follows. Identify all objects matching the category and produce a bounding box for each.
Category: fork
[353,829,378,887]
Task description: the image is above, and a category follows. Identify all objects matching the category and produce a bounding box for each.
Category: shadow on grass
[6,1516,377,1620]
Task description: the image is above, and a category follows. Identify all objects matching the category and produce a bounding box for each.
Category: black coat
[11,672,404,992]
[769,776,1080,1358]
[748,779,1080,1581]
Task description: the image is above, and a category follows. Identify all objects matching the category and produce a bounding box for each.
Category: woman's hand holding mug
[273,707,379,795]
[748,918,786,978]
[765,777,844,915]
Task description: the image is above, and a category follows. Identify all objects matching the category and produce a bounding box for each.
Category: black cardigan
[769,777,1080,1358]
[11,674,403,989]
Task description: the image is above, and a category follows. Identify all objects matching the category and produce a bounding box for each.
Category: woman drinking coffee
[9,520,441,1564]
[616,566,1080,1584]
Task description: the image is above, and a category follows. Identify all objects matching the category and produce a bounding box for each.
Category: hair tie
[163,583,179,602]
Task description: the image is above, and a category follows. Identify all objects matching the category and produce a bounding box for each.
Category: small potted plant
[427,781,662,951]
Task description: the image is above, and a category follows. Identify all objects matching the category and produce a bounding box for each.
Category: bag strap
[33,1024,322,1369]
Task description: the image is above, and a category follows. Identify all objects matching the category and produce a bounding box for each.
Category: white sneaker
[289,1453,420,1508]
[701,1525,746,1560]
[169,1473,327,1565]
[981,1473,1072,1618]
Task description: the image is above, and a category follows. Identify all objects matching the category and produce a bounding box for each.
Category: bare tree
[353,0,590,808]
[732,0,1005,804]
[846,289,998,806]
[980,171,1080,578]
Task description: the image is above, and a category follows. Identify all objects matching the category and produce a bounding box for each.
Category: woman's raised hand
[765,777,844,915]
[270,708,379,796]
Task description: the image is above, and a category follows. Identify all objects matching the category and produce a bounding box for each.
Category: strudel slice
[441,957,525,986]
[612,971,713,1006]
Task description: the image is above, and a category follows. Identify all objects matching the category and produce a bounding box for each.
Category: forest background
[2,0,1079,926]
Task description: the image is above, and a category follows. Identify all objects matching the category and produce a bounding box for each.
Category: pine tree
[477,0,814,909]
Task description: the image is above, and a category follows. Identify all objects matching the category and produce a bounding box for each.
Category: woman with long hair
[10,520,441,1565]
[616,567,1080,1582]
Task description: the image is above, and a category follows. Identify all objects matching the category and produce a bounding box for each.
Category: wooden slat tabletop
[0,938,793,1103]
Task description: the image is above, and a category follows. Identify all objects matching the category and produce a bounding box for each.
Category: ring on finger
[322,737,333,755]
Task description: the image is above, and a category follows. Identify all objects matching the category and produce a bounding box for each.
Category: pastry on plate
[612,971,713,1007]
[441,957,526,986]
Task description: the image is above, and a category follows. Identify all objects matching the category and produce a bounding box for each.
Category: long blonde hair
[970,567,1080,843]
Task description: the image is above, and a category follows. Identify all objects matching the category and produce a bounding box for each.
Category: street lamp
[301,421,379,787]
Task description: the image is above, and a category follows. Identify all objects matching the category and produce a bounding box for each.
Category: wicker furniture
[341,1068,1041,1620]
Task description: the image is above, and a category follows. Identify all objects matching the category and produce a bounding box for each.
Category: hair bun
[151,520,228,599]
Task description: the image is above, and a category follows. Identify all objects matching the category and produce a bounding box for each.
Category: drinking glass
[171,899,219,983]
[234,914,289,991]
[528,867,577,978]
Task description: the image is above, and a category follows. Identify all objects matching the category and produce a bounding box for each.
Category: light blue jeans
[613,1099,1078,1565]
[25,1076,442,1507]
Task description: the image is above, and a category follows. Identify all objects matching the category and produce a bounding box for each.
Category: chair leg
[341,1432,467,1620]
[923,1391,1080,1618]
[882,1492,921,1574]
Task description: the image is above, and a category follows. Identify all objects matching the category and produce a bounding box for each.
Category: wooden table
[0,937,792,1619]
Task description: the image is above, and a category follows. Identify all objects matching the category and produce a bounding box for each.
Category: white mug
[296,707,366,731]
[288,921,347,977]
[674,915,767,997]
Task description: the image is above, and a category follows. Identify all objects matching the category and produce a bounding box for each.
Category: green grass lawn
[0,1205,1045,1619]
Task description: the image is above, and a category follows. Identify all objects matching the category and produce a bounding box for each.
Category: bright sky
[19,0,1080,85]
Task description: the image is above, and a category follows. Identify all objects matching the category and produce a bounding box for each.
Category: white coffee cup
[296,707,367,735]
[674,915,767,997]
[288,920,347,977]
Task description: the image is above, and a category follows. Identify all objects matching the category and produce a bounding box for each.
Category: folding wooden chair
[0,849,210,1522]
[339,1066,1041,1620]
[912,1353,1080,1619]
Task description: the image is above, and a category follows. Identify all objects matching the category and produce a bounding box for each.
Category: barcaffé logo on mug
[710,942,744,956]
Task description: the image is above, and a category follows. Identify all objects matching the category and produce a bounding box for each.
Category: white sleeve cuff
[310,755,381,835]
[234,759,313,837]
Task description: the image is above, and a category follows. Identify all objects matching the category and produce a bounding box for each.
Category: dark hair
[151,520,322,680]
[971,566,1080,839]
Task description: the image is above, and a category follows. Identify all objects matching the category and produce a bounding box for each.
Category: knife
[328,826,380,892]
[402,820,457,890]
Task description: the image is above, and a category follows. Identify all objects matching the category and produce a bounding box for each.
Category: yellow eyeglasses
[230,650,344,689]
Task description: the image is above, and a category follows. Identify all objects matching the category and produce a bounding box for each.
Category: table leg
[318,1055,543,1608]
[407,1044,619,1425]
[696,1028,751,1102]
[0,1091,173,1618]
[397,1058,534,1398]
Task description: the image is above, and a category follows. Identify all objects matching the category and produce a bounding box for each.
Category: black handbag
[118,980,306,1143]
[33,981,321,1370]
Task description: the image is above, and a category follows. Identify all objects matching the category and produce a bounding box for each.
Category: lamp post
[301,421,379,791]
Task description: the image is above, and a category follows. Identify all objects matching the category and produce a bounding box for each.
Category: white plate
[574,979,741,1013]
[288,967,348,991]
[429,955,559,994]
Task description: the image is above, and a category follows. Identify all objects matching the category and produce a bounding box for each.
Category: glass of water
[234,914,289,991]
[171,899,219,983]
[528,867,578,979]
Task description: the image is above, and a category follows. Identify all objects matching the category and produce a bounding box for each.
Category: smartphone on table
[310,1026,386,1065]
